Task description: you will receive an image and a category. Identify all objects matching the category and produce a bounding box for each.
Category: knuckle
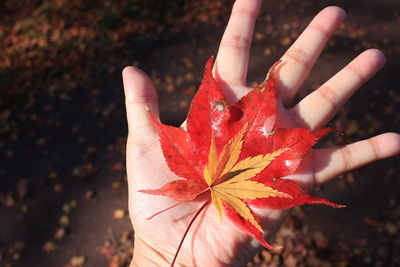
[339,145,354,173]
[231,7,259,18]
[367,138,381,160]
[308,23,330,38]
[220,34,251,51]
[317,85,338,110]
[345,63,366,83]
[283,47,311,70]
[126,94,156,105]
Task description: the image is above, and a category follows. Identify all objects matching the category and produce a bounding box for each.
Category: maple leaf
[139,57,342,264]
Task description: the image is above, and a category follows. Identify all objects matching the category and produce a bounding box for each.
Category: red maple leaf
[139,57,343,265]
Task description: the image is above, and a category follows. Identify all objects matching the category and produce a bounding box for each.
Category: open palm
[123,2,400,267]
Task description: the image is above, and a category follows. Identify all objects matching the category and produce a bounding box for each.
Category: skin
[122,2,400,267]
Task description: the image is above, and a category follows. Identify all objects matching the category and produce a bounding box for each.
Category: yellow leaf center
[204,123,292,229]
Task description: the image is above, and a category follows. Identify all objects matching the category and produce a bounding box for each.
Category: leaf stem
[170,200,210,267]
[146,202,184,220]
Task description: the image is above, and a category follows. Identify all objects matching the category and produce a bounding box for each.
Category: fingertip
[122,66,138,103]
[309,6,346,34]
[122,65,147,88]
[375,132,400,157]
[361,49,387,68]
[122,66,144,86]
[318,6,347,22]
[122,65,135,76]
[122,66,157,105]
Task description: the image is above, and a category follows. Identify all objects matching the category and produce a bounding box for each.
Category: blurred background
[0,0,399,266]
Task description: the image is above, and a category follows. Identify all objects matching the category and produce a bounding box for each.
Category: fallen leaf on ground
[70,255,85,266]
[60,216,70,226]
[43,241,58,254]
[111,209,125,219]
[54,228,66,241]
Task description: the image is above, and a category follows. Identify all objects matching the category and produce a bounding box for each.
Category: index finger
[215,0,262,101]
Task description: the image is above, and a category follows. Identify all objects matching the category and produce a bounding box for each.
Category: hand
[123,2,400,266]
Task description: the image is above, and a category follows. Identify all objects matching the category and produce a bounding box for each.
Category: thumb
[122,66,159,145]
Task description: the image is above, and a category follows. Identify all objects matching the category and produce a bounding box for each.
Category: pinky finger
[314,133,400,185]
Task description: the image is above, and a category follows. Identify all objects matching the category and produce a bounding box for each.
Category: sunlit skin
[123,2,400,267]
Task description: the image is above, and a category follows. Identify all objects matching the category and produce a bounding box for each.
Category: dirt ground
[0,0,399,266]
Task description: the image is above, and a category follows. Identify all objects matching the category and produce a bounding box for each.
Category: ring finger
[278,6,346,106]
